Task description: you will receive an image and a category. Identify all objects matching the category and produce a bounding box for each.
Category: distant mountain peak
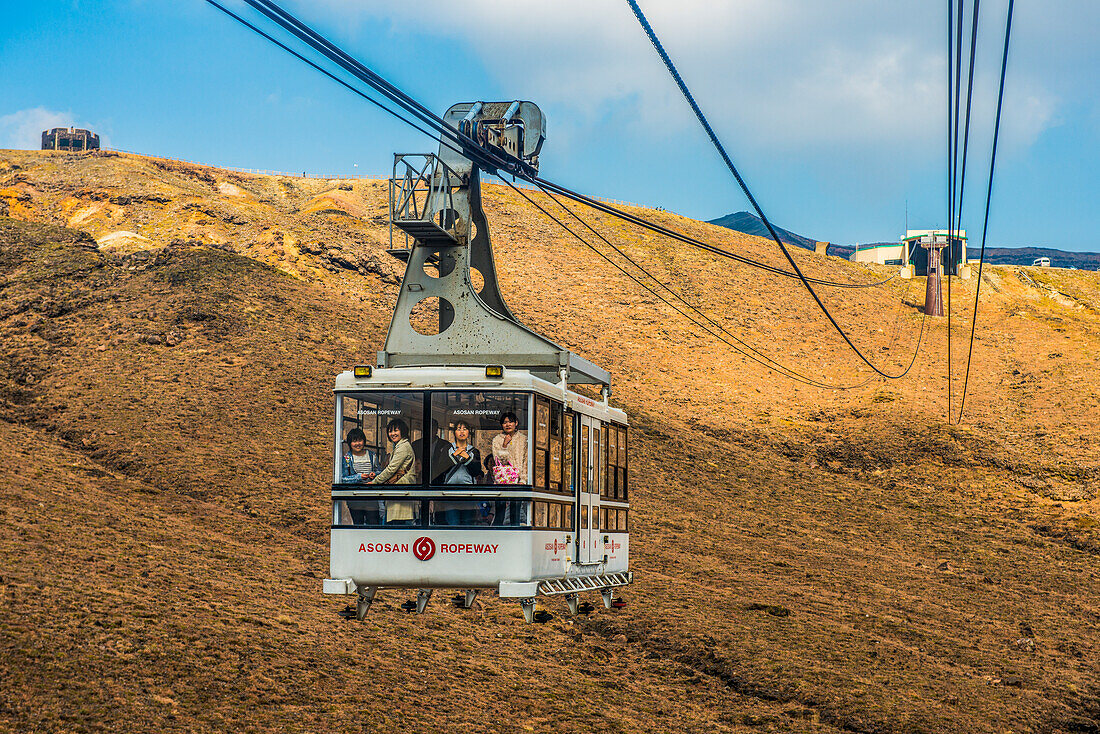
[707,211,1099,268]
[707,211,818,251]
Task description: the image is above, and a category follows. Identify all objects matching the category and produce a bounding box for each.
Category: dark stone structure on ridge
[41,127,100,152]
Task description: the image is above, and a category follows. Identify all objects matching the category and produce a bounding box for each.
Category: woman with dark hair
[443,420,483,485]
[341,427,378,483]
[371,417,417,524]
[369,418,415,485]
[491,410,527,484]
[435,419,485,525]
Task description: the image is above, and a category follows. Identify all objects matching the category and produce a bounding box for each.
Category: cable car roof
[334,366,627,423]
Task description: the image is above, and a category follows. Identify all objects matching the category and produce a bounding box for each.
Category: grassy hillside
[1,150,1099,733]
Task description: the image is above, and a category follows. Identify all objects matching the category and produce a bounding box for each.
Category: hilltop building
[41,127,100,152]
[849,229,970,279]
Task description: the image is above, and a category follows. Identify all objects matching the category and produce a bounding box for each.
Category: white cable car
[322,102,633,622]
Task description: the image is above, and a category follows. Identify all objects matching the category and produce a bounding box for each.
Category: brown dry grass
[1,149,1098,733]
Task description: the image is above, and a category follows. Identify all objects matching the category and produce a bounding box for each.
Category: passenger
[340,428,378,483]
[424,419,456,484]
[417,419,454,485]
[435,421,484,525]
[443,420,483,485]
[371,418,417,524]
[370,418,415,485]
[482,454,497,485]
[491,411,527,484]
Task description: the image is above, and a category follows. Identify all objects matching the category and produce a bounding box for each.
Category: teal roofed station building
[849,229,971,280]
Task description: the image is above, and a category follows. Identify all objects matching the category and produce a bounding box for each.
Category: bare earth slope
[1,150,1098,733]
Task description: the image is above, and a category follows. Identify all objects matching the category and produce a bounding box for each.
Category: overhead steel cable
[204,0,517,190]
[239,0,469,153]
[625,0,917,380]
[504,179,874,389]
[950,0,981,421]
[528,180,884,389]
[531,177,896,289]
[958,0,1014,422]
[947,0,964,420]
[207,0,898,292]
[250,0,898,291]
[207,0,928,388]
[204,1,458,155]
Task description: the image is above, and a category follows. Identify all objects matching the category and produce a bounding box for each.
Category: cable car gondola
[322,102,632,622]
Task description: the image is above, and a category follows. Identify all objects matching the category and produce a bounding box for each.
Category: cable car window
[534,397,549,490]
[428,500,492,526]
[581,503,589,529]
[548,400,563,492]
[429,391,529,485]
[580,424,589,493]
[601,423,628,500]
[337,392,423,485]
[601,424,611,499]
[593,426,601,495]
[535,399,549,449]
[533,397,566,493]
[619,509,628,532]
[607,426,618,498]
[534,501,548,528]
[549,502,561,529]
[563,411,574,493]
[620,426,628,501]
[332,499,420,527]
[427,500,531,527]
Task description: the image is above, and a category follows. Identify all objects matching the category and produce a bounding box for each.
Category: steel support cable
[529,181,882,389]
[244,0,560,189]
[240,0,470,153]
[211,0,900,292]
[885,275,919,355]
[533,177,897,288]
[210,0,925,387]
[204,0,464,158]
[625,0,916,379]
[946,0,955,417]
[504,180,870,389]
[950,0,981,421]
[206,0,861,389]
[958,0,1014,422]
[946,0,965,420]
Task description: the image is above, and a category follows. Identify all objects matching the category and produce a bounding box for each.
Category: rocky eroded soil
[1,150,1098,733]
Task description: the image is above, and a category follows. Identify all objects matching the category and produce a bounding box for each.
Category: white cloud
[289,0,1088,159]
[0,107,110,151]
[0,107,76,150]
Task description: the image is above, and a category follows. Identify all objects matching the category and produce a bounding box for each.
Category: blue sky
[2,0,1098,250]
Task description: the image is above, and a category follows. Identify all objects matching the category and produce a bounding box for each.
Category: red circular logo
[412,536,436,561]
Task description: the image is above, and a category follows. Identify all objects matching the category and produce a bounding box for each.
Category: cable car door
[579,414,601,564]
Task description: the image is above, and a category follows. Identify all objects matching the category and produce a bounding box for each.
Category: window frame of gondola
[531,500,575,530]
[601,422,629,501]
[619,425,628,501]
[600,506,628,533]
[533,396,571,496]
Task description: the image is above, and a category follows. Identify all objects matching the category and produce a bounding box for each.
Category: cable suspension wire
[532,177,896,289]
[506,179,878,389]
[208,0,899,292]
[957,0,1014,422]
[946,0,964,421]
[205,0,932,388]
[529,181,889,389]
[950,0,981,421]
[625,0,918,379]
[205,1,459,155]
